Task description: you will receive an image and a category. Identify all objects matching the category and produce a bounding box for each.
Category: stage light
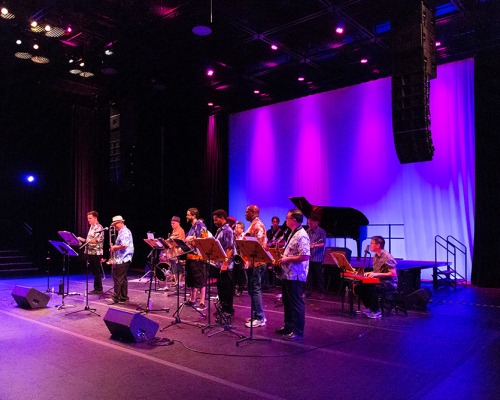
[31,21,37,28]
[207,69,214,77]
[435,41,441,47]
[298,76,305,82]
[192,0,213,36]
[360,58,368,64]
[254,90,260,94]
[1,7,8,15]
[45,24,51,32]
[33,44,39,50]
[24,174,36,184]
[271,44,278,50]
[335,27,344,34]
[105,49,113,56]
[16,39,22,45]
[66,26,72,33]
[208,102,214,106]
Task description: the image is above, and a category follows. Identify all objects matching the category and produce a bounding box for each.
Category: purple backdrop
[229,59,474,280]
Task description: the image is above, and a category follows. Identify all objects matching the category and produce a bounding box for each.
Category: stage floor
[1,273,499,400]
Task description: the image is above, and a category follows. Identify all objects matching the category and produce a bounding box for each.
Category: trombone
[106,225,117,265]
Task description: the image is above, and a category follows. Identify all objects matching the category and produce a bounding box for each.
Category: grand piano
[290,196,369,259]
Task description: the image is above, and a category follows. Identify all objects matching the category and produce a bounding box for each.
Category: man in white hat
[107,215,134,304]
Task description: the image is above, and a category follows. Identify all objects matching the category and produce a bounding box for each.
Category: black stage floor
[0,273,499,400]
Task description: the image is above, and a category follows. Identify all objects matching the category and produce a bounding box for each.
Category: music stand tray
[49,240,79,258]
[325,251,356,272]
[58,231,81,247]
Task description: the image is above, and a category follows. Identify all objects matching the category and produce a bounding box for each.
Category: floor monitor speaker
[103,308,159,343]
[11,286,50,309]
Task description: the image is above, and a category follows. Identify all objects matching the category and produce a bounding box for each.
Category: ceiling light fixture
[192,0,213,36]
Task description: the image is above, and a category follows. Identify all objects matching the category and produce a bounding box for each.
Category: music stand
[49,240,78,310]
[193,237,228,334]
[58,231,82,297]
[137,239,170,314]
[235,239,273,346]
[66,240,100,317]
[160,239,203,331]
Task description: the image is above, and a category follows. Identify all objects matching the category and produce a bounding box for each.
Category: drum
[156,263,171,288]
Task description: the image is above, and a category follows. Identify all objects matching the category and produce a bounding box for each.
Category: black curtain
[472,50,500,288]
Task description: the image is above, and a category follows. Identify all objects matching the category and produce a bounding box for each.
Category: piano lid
[289,196,368,238]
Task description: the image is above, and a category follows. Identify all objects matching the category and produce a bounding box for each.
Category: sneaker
[186,301,196,307]
[245,317,267,323]
[105,298,119,304]
[245,318,266,328]
[196,303,207,311]
[367,311,382,319]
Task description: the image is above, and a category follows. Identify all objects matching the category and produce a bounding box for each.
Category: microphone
[364,245,370,254]
[94,227,109,234]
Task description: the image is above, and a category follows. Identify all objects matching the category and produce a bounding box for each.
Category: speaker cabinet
[405,287,432,310]
[103,308,159,343]
[11,286,50,309]
[391,0,436,163]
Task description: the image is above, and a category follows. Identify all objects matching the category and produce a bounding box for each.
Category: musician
[77,211,105,295]
[244,204,267,328]
[355,235,397,319]
[107,215,134,304]
[232,221,246,296]
[276,209,310,340]
[266,216,285,247]
[305,214,326,299]
[212,209,235,315]
[185,208,208,312]
[168,216,185,287]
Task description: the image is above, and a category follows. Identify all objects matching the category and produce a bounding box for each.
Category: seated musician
[168,216,185,287]
[355,235,397,319]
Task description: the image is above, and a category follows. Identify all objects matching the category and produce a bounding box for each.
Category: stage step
[0,249,38,276]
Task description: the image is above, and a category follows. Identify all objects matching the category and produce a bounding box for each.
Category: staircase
[434,235,468,290]
[0,249,38,277]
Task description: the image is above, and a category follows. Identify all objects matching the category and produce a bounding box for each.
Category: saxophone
[273,243,284,276]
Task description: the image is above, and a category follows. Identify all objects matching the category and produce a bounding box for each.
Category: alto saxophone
[273,243,284,276]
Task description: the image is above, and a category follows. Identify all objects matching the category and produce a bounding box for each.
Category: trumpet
[107,225,117,265]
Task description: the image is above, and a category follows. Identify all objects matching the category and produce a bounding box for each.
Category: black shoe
[282,332,303,341]
[88,290,103,295]
[275,327,291,335]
